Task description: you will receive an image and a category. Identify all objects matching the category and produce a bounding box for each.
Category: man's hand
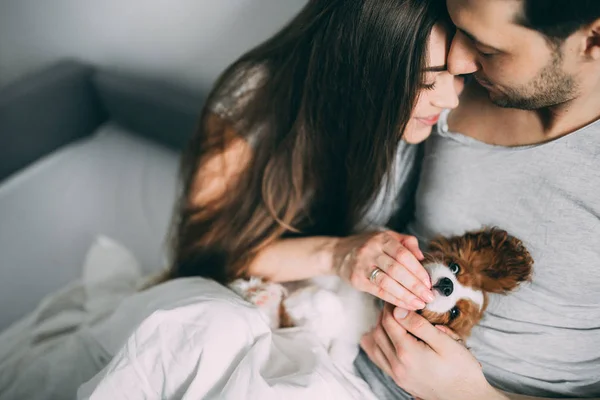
[360,304,506,400]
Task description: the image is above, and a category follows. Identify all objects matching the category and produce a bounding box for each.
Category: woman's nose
[433,75,461,110]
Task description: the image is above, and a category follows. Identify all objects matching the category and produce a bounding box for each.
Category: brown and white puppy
[419,227,533,338]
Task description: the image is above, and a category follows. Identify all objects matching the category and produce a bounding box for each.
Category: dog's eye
[449,262,460,275]
[449,307,460,320]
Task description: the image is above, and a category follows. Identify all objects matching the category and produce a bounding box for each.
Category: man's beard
[485,50,578,110]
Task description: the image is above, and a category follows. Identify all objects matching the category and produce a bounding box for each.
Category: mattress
[0,123,180,330]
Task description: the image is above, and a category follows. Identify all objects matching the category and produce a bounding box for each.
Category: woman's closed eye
[421,81,437,90]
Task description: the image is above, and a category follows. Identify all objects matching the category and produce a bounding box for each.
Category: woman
[167,0,461,311]
[78,0,463,398]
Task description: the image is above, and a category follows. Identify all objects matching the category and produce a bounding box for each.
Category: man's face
[446,0,579,110]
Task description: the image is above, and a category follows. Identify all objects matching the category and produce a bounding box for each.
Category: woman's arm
[247,236,338,282]
[189,113,433,307]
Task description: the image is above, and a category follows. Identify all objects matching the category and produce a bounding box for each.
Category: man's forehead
[446,0,523,33]
[446,0,523,47]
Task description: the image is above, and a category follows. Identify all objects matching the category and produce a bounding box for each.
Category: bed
[0,61,378,399]
[0,60,202,331]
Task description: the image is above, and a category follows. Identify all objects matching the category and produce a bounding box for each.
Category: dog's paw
[229,277,287,329]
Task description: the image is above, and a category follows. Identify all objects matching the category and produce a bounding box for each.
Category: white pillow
[82,235,141,286]
[81,236,147,317]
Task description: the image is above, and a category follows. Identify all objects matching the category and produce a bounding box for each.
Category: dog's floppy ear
[467,228,534,293]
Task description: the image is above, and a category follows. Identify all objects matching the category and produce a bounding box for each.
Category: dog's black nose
[434,277,454,297]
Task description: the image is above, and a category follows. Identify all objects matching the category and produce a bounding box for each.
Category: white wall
[0,0,307,90]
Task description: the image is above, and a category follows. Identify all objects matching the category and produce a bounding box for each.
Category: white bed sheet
[78,277,378,400]
[0,236,146,400]
[1,234,378,400]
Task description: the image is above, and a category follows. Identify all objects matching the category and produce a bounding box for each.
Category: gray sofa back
[0,62,105,182]
[0,60,206,183]
[0,60,207,330]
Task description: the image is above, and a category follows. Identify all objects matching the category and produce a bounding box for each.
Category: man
[356,0,600,399]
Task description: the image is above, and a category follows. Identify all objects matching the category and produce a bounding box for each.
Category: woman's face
[403,23,464,144]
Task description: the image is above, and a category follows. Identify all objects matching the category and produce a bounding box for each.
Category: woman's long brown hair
[168,0,448,284]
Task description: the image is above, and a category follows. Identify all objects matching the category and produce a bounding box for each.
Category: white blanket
[78,278,378,399]
[0,235,377,399]
[0,236,145,400]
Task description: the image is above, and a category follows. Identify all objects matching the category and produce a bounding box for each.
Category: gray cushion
[0,60,106,183]
[92,69,205,151]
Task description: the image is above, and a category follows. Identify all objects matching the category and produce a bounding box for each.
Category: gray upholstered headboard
[0,59,206,183]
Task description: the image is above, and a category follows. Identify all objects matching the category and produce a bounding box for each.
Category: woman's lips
[416,114,441,126]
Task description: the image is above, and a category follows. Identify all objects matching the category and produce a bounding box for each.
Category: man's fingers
[360,331,394,377]
[393,308,452,353]
[380,305,422,354]
[372,323,397,360]
[371,344,394,377]
[435,325,462,342]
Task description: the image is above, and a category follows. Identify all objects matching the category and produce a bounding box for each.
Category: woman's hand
[332,231,434,310]
[361,304,505,400]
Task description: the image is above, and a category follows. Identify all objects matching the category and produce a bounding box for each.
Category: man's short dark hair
[516,0,600,43]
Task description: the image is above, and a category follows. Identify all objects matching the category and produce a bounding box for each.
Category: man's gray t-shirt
[356,110,600,398]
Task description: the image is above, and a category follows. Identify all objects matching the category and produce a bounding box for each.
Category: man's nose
[447,32,479,76]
